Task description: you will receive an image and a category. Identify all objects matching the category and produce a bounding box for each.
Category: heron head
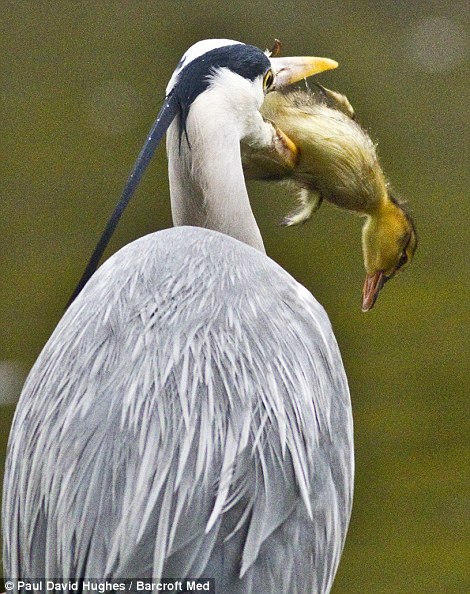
[164,39,337,144]
[362,198,417,311]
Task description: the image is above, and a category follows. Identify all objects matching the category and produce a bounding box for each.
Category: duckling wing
[282,189,323,226]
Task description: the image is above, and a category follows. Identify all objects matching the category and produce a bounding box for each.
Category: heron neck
[166,101,265,253]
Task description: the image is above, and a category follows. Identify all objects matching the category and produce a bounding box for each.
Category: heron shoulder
[79,226,324,317]
[62,226,344,394]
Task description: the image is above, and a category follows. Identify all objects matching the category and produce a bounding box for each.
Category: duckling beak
[362,271,386,312]
[270,56,338,89]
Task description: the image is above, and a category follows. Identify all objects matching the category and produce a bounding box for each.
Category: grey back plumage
[3,226,353,593]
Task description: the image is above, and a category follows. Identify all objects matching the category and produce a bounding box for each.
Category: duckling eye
[397,251,408,269]
[263,69,274,91]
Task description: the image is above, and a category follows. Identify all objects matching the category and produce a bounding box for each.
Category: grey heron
[3,39,354,593]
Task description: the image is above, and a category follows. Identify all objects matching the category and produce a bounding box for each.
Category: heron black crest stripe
[172,44,271,141]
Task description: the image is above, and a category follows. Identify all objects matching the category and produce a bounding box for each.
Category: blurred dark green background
[1,2,469,592]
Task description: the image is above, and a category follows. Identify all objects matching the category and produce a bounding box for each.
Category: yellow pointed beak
[270,56,338,89]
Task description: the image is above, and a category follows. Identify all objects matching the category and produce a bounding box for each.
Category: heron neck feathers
[166,85,266,253]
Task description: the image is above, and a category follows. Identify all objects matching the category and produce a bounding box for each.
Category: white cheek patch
[204,69,268,141]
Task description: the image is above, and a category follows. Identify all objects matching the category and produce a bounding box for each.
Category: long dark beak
[67,93,179,306]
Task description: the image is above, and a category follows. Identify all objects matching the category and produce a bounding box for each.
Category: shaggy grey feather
[3,226,353,592]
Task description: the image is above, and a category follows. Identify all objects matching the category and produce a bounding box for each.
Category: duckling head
[362,196,417,311]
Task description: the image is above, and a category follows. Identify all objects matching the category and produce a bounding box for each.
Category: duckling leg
[281,189,323,226]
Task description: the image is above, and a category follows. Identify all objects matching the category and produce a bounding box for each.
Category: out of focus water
[1,2,469,592]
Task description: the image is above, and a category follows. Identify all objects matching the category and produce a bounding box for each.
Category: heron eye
[263,69,274,91]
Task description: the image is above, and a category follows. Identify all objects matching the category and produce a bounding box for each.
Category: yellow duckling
[242,87,417,311]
